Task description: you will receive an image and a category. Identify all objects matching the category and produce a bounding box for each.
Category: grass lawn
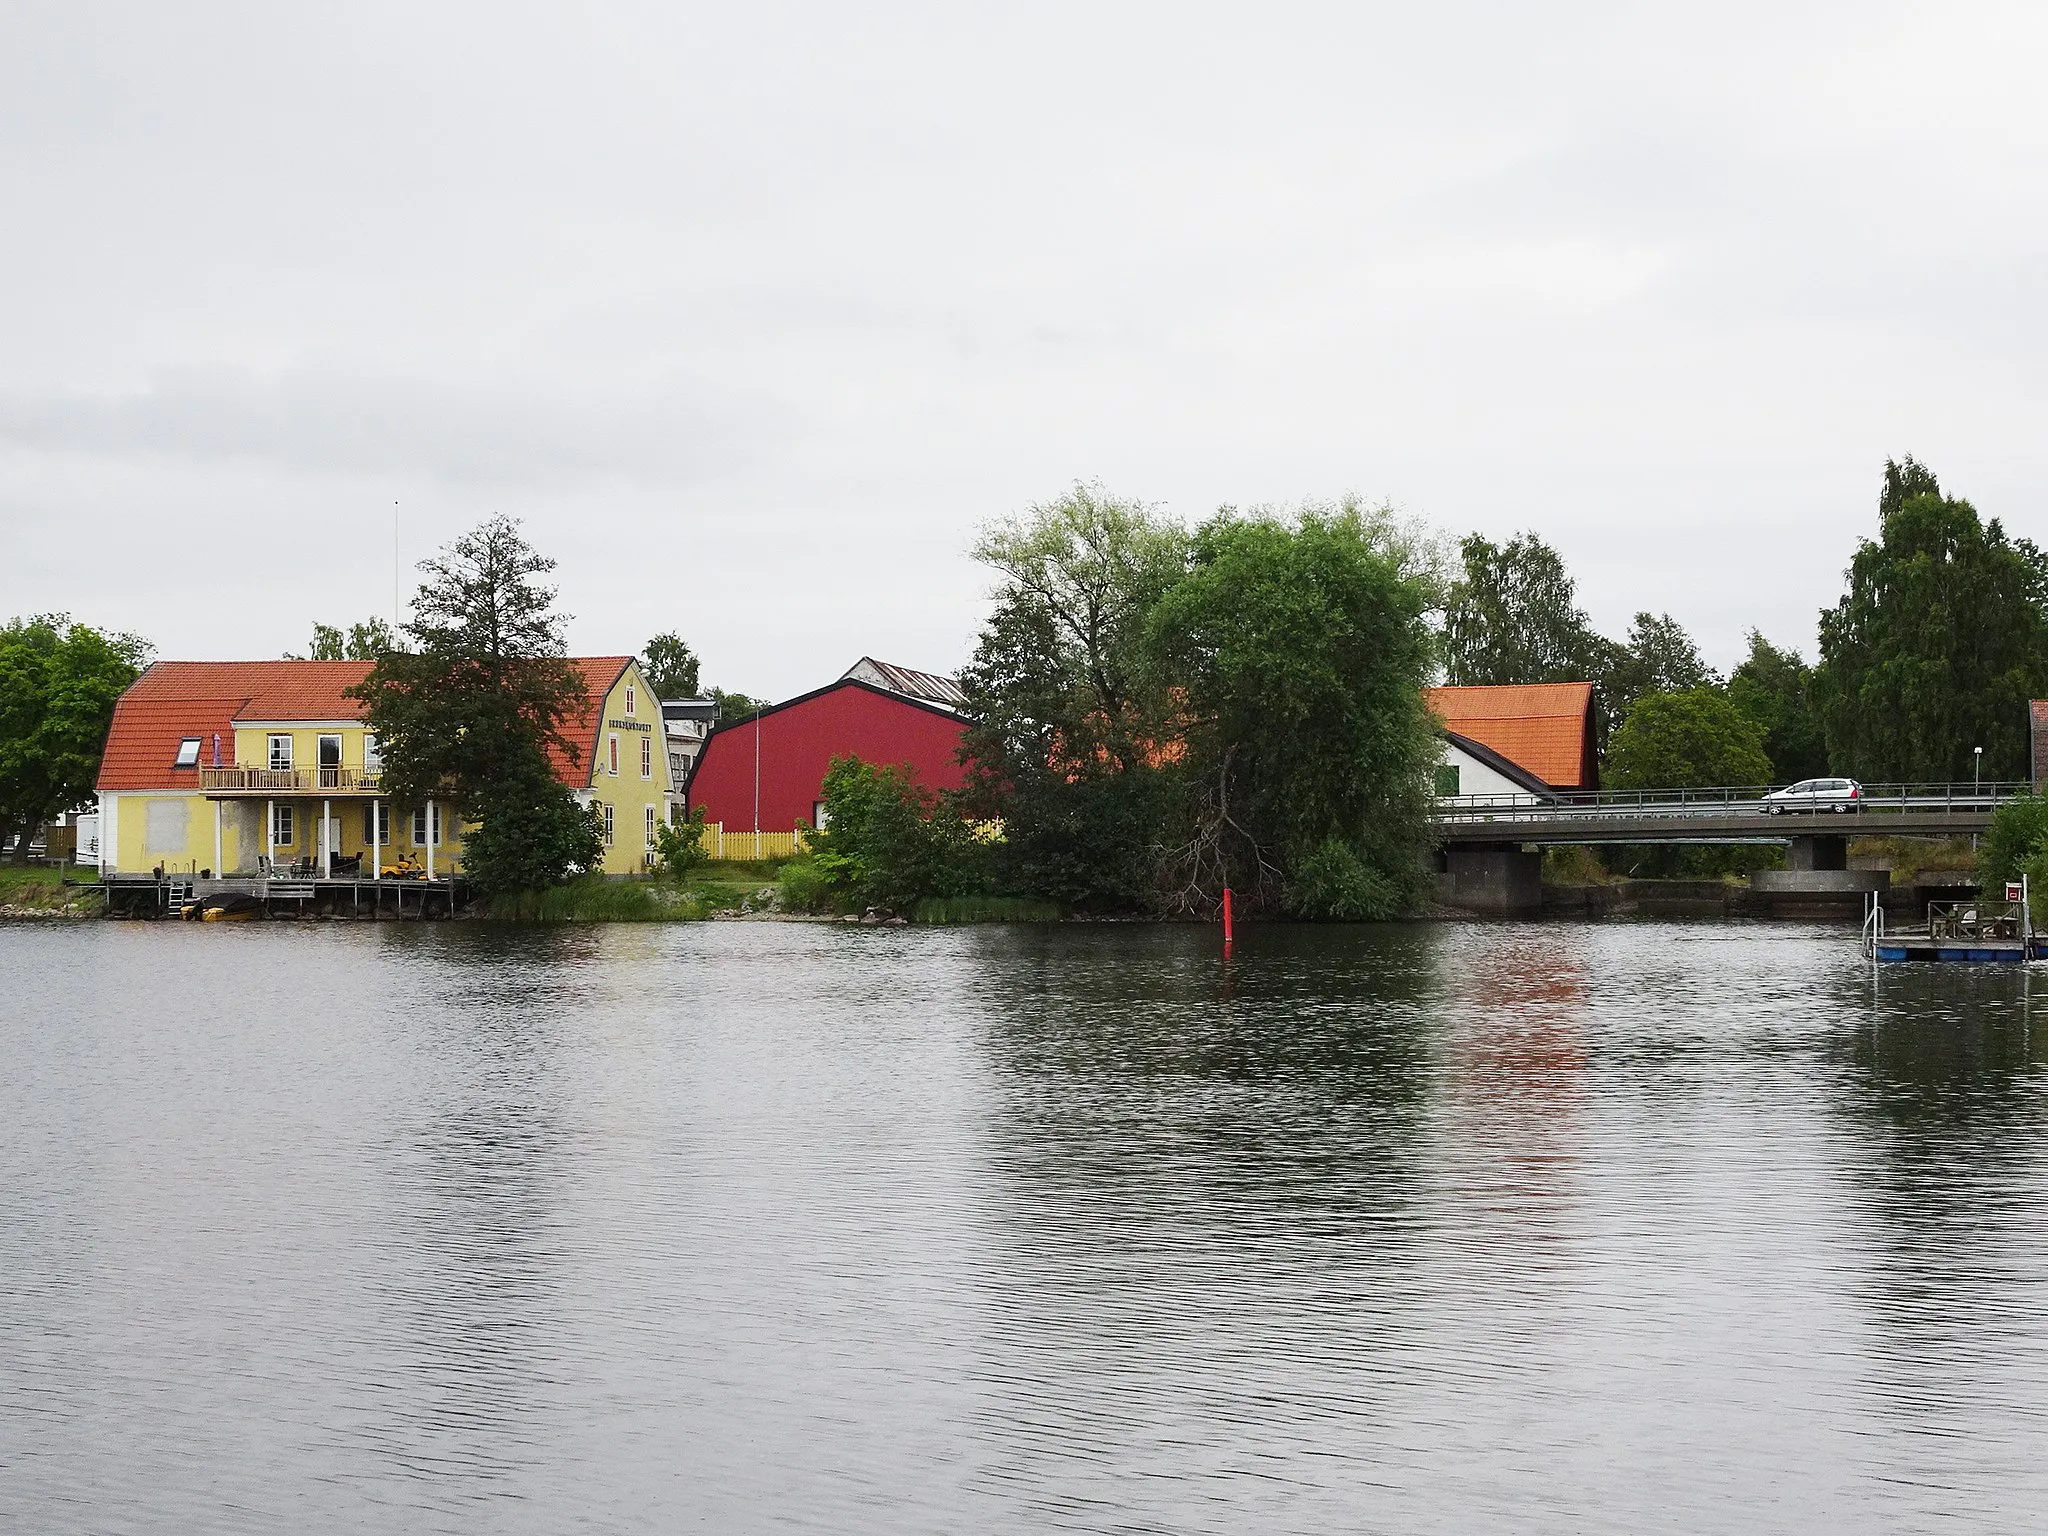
[0,863,101,914]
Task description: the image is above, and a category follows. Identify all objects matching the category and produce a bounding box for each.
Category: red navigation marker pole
[1222,886,1234,946]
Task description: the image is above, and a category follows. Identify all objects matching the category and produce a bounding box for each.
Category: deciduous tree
[1603,612,1716,728]
[1814,458,2048,781]
[958,483,1190,910]
[288,618,397,661]
[1606,689,1772,790]
[348,517,600,893]
[641,633,701,699]
[1148,504,1440,918]
[0,615,150,861]
[1443,533,1605,688]
[1727,631,1828,783]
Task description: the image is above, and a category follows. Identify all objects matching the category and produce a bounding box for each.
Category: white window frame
[365,802,390,843]
[271,803,294,846]
[625,683,636,716]
[268,734,294,771]
[363,733,382,772]
[640,733,652,779]
[601,803,614,846]
[174,738,202,768]
[412,805,441,846]
[608,733,619,776]
[644,804,657,848]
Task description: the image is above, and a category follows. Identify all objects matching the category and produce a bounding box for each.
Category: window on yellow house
[625,683,636,716]
[608,734,619,775]
[269,734,293,771]
[412,805,441,846]
[640,734,651,778]
[271,804,294,845]
[601,803,614,846]
[644,804,657,848]
[364,803,390,843]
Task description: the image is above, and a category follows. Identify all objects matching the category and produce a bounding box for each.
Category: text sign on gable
[609,719,653,732]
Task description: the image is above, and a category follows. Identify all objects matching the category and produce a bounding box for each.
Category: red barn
[686,666,969,833]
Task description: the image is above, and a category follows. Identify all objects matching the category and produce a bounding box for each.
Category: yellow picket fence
[703,824,810,862]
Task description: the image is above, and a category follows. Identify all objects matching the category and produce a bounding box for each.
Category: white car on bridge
[1760,777,1864,814]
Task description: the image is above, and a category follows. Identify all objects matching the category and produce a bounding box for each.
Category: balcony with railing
[200,766,385,796]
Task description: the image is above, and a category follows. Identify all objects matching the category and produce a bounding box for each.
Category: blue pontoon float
[1867,879,2047,962]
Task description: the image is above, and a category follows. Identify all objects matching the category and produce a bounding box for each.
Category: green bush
[1284,836,1405,920]
[803,756,993,914]
[653,806,710,882]
[1981,795,2048,893]
[777,856,838,914]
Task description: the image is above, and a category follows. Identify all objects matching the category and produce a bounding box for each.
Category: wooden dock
[102,875,468,919]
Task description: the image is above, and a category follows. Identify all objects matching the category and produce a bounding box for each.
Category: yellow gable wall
[584,661,676,874]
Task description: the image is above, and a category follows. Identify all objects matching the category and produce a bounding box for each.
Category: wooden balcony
[200,766,385,796]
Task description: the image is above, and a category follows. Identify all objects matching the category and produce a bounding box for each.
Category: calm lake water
[4,916,2048,1533]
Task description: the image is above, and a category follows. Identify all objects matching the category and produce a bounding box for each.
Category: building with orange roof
[1426,682,1598,794]
[94,656,675,880]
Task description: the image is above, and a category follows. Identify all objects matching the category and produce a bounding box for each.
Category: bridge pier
[1441,846,1542,915]
[1786,834,1848,872]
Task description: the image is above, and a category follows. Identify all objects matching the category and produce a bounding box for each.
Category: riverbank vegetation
[487,870,778,922]
[8,456,2044,924]
[0,864,100,916]
[774,488,1446,921]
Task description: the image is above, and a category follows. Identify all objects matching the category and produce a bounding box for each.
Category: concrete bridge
[1433,782,2023,912]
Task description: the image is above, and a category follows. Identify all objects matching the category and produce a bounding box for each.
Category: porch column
[425,798,436,879]
[213,800,222,877]
[266,798,275,870]
[371,798,381,881]
[321,799,332,878]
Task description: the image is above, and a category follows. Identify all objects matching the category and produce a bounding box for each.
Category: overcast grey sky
[4,2,2044,698]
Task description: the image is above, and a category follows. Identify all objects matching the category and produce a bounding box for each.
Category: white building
[1438,730,1556,804]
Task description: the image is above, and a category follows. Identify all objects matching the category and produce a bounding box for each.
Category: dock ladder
[1862,890,1885,958]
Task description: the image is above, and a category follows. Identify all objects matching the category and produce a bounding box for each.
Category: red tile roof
[1426,682,1598,790]
[553,657,633,785]
[97,657,634,792]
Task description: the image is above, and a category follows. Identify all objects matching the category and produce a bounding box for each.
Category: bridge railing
[1434,781,2030,825]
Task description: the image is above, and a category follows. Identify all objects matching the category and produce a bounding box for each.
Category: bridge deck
[1435,784,2016,845]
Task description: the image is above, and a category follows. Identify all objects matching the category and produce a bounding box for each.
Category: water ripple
[3,918,2047,1532]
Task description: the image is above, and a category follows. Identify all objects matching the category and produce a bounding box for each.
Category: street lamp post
[1975,746,1984,796]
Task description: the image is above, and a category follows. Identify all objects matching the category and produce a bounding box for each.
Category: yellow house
[94,656,676,880]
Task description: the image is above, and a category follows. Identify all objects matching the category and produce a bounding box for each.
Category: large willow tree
[1148,504,1440,919]
[1814,458,2048,782]
[957,483,1190,910]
